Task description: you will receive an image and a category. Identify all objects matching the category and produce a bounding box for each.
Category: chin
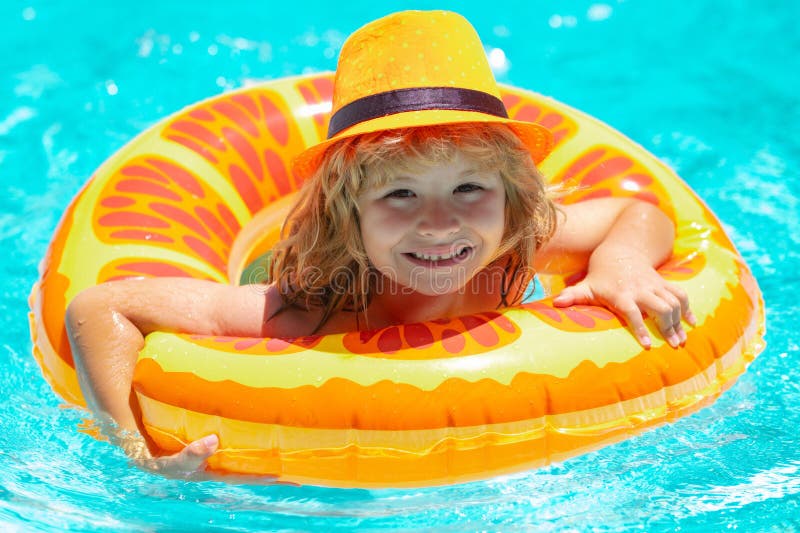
[397,271,472,297]
[371,263,478,298]
[406,284,465,297]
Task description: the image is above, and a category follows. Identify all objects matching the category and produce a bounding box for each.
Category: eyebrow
[460,168,500,182]
[389,167,484,182]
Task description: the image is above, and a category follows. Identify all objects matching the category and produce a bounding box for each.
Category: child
[66,10,693,478]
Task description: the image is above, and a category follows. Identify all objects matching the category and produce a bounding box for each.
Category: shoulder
[181,281,356,338]
[256,285,337,337]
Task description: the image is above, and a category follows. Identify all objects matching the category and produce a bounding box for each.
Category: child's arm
[65,278,281,476]
[535,197,696,348]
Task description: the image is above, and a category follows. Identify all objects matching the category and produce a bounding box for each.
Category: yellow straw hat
[292,10,554,179]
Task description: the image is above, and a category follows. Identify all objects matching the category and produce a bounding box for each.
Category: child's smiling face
[357,151,506,296]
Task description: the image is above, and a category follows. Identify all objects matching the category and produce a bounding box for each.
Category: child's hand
[122,434,219,480]
[552,253,696,349]
[121,433,281,483]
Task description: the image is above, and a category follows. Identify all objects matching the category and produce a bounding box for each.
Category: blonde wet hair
[269,123,557,330]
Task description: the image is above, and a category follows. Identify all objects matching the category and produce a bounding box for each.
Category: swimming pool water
[2,0,798,530]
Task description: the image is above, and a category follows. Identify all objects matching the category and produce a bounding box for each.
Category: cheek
[359,206,405,255]
[465,194,506,236]
[359,218,380,255]
[362,205,414,235]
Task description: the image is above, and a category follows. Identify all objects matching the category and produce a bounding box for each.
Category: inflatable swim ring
[29,73,765,488]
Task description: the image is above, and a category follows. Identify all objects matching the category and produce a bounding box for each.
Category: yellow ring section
[29,73,765,488]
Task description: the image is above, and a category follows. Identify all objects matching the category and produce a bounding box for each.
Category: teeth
[413,252,450,261]
[414,253,453,261]
[412,246,469,261]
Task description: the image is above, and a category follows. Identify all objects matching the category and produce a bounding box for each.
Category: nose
[416,198,460,238]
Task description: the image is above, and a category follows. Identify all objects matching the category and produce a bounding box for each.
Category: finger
[655,289,684,340]
[552,288,576,307]
[552,283,594,308]
[615,301,651,349]
[157,434,219,474]
[183,434,219,463]
[679,308,695,329]
[666,284,696,326]
[641,293,681,348]
[655,314,680,348]
[661,289,689,344]
[662,305,687,345]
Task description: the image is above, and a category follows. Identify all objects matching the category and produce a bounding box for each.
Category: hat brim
[292,109,553,181]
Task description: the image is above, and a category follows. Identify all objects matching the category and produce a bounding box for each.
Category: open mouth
[403,245,473,267]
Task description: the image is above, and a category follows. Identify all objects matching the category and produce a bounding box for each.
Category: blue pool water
[2,0,798,530]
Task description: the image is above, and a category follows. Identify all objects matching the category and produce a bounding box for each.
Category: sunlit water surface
[1,1,798,530]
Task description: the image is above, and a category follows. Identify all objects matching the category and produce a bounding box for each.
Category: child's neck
[362,273,505,329]
[312,268,516,335]
[367,289,469,328]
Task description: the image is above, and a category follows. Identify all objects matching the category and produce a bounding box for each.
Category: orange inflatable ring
[29,73,765,488]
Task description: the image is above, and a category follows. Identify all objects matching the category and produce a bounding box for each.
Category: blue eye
[455,183,483,193]
[385,189,415,199]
